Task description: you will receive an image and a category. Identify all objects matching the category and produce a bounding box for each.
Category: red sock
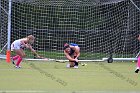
[137,56,140,69]
[12,55,20,60]
[16,56,22,66]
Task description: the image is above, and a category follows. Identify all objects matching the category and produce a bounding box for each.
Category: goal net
[0,0,140,61]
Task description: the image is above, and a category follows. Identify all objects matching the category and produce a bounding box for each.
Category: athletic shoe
[74,66,78,69]
[15,65,21,69]
[135,69,139,73]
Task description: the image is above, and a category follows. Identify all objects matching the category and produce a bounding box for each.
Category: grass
[0,59,140,93]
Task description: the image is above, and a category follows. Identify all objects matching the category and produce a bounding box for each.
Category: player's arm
[28,44,48,60]
[20,40,29,48]
[75,52,80,59]
[70,46,80,59]
[28,44,40,58]
[75,48,80,59]
[64,51,76,61]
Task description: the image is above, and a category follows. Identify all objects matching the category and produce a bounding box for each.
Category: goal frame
[0,0,140,62]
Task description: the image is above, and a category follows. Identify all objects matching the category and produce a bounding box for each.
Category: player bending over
[135,34,140,73]
[63,43,80,68]
[11,35,40,68]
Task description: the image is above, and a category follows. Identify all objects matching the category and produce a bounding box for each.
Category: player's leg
[135,56,140,73]
[67,57,79,68]
[12,55,20,60]
[10,41,21,64]
[14,49,25,68]
[66,61,75,68]
[73,56,79,68]
[67,55,79,68]
[11,55,20,65]
[73,46,80,68]
[66,55,75,68]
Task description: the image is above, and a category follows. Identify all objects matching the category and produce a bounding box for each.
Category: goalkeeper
[63,43,80,68]
[11,35,41,68]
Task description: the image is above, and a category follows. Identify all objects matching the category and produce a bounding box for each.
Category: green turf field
[0,59,140,93]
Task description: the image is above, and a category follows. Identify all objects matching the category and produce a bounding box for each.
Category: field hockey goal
[0,0,140,62]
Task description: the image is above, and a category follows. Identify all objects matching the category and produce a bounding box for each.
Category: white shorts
[11,40,22,51]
